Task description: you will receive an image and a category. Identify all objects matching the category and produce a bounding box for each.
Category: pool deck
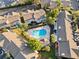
[27,25,50,46]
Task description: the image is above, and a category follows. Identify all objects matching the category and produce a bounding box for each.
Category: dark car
[76,41,79,46]
[0,47,5,58]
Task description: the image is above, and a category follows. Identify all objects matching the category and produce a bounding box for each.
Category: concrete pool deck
[27,25,50,45]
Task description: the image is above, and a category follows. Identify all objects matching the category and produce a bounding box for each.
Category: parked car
[74,36,79,42]
[76,41,79,46]
[0,47,5,59]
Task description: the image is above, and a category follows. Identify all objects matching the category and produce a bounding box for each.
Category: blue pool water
[32,29,47,39]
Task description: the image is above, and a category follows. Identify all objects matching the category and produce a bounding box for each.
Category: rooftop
[0,9,45,24]
[57,11,78,59]
[58,41,71,58]
[0,31,39,59]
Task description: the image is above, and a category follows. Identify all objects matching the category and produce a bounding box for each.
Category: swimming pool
[32,29,47,39]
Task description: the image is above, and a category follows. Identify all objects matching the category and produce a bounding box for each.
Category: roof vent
[58,26,61,29]
[61,53,65,56]
[59,37,62,41]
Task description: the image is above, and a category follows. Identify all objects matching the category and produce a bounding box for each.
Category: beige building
[0,31,39,59]
[0,9,45,28]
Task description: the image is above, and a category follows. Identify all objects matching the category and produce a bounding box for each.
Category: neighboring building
[41,0,71,8]
[40,0,51,8]
[56,11,79,59]
[62,0,71,7]
[0,0,5,8]
[3,0,15,6]
[71,0,79,10]
[0,16,10,29]
[0,9,46,28]
[0,0,19,8]
[0,31,39,59]
[0,13,20,29]
[6,14,20,25]
[50,1,58,9]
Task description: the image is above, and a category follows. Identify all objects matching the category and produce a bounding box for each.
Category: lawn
[40,47,56,59]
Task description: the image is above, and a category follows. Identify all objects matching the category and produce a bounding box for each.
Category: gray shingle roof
[57,11,67,41]
[58,41,71,58]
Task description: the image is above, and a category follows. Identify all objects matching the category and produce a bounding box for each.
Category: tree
[12,28,22,35]
[18,0,27,4]
[43,3,50,10]
[71,11,79,29]
[19,12,25,23]
[22,31,30,41]
[13,23,28,35]
[18,23,28,31]
[56,0,62,7]
[51,34,57,43]
[73,11,79,17]
[72,11,79,23]
[20,17,25,23]
[46,16,56,25]
[26,0,33,4]
[42,46,50,52]
[51,8,59,18]
[46,8,59,25]
[2,28,8,32]
[33,0,41,5]
[3,53,13,59]
[18,0,33,5]
[28,38,43,51]
[40,47,56,59]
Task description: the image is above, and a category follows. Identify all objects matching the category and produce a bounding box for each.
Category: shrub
[28,38,43,51]
[51,34,57,43]
[42,46,50,52]
[2,28,8,32]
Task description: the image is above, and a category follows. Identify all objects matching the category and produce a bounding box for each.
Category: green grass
[40,47,56,59]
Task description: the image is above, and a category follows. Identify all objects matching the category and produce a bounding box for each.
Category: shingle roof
[2,32,22,48]
[57,11,78,59]
[58,41,71,58]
